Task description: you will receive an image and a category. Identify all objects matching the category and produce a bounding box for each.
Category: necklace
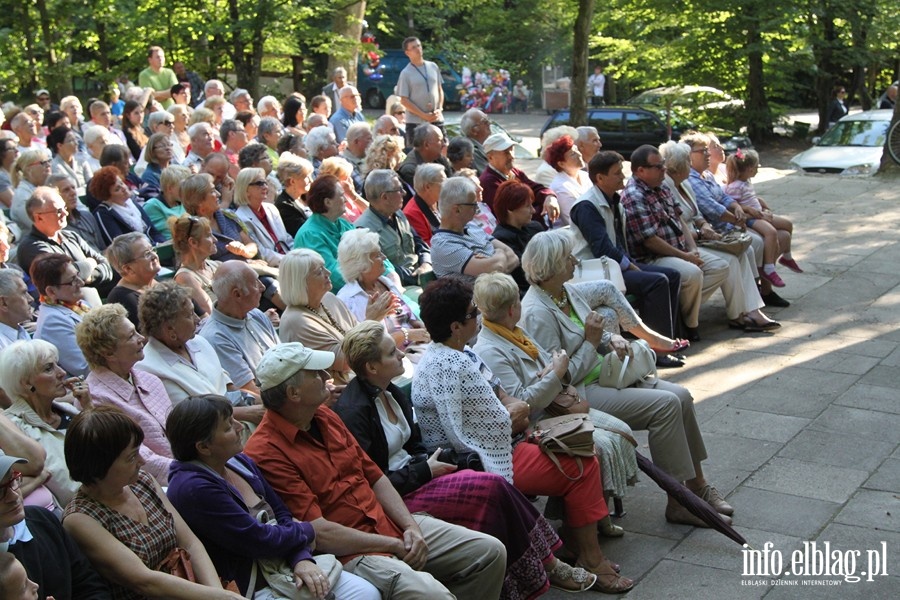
[307,303,346,335]
[543,287,569,311]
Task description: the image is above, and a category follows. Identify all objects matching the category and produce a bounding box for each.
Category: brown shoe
[666,502,733,527]
[695,484,734,516]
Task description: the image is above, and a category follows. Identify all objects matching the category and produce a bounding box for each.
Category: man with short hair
[403,163,446,244]
[479,133,559,227]
[0,271,32,349]
[342,122,373,193]
[199,261,279,397]
[138,46,179,108]
[17,187,115,303]
[459,108,492,173]
[257,96,283,120]
[620,145,728,350]
[588,65,606,106]
[321,67,347,109]
[879,84,897,109]
[373,114,402,137]
[244,343,506,599]
[396,124,452,190]
[220,119,249,177]
[49,174,105,252]
[1,450,112,599]
[204,80,237,119]
[34,89,59,113]
[430,177,519,278]
[183,123,216,170]
[357,170,432,286]
[11,114,43,153]
[172,60,205,107]
[230,88,254,113]
[570,151,683,340]
[397,37,445,147]
[85,101,127,146]
[575,126,602,165]
[329,86,365,143]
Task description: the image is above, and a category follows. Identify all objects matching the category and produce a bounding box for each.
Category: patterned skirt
[403,470,561,600]
[589,409,640,498]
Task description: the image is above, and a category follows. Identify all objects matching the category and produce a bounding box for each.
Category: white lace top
[412,343,514,482]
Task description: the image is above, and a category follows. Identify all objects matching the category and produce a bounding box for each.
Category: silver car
[790,110,892,176]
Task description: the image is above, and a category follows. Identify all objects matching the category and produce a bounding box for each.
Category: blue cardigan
[166,454,316,594]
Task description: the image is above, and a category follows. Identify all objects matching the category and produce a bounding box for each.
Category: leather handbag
[698,230,752,256]
[571,256,626,293]
[595,339,658,390]
[156,547,196,582]
[543,387,590,417]
[528,414,596,480]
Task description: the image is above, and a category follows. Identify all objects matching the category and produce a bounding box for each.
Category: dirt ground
[755,136,812,170]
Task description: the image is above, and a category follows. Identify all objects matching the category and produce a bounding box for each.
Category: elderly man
[230,88,254,113]
[243,343,505,599]
[138,46,178,108]
[17,187,115,303]
[459,108,492,173]
[430,177,518,278]
[396,124,452,190]
[0,271,33,349]
[199,261,280,396]
[570,151,683,341]
[373,114,402,138]
[220,119,248,174]
[204,79,237,119]
[403,163,446,244]
[620,144,728,350]
[49,174,105,252]
[356,170,432,286]
[183,122,216,170]
[257,95,283,120]
[322,67,347,109]
[575,126,602,166]
[11,114,43,153]
[329,86,365,143]
[397,37,445,147]
[1,450,112,598]
[480,133,559,228]
[304,126,339,174]
[342,122,373,194]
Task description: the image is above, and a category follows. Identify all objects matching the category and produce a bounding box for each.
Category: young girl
[724,149,802,287]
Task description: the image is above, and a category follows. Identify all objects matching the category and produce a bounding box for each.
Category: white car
[789,110,892,176]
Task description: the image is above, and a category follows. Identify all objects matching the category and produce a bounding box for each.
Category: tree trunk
[329,2,367,87]
[570,0,595,127]
[812,11,838,134]
[877,97,900,174]
[745,10,773,141]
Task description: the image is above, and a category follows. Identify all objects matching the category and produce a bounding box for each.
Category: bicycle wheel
[888,119,900,165]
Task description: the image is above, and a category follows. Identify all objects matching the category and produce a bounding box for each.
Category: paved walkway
[530,168,900,598]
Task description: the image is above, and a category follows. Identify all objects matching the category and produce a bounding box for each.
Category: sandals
[548,560,597,593]
[576,561,635,594]
[728,316,781,332]
[651,338,690,354]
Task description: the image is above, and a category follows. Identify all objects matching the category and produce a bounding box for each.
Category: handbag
[697,230,752,256]
[157,547,196,582]
[543,387,590,417]
[571,256,626,293]
[528,414,596,480]
[595,339,658,390]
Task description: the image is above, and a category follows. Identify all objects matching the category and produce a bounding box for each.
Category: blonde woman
[10,148,52,229]
[232,167,293,266]
[170,214,219,316]
[363,133,406,176]
[168,104,192,154]
[319,156,368,222]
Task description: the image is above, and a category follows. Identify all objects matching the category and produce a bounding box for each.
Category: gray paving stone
[762,576,897,599]
[591,530,678,583]
[624,559,769,599]
[808,405,900,441]
[879,345,900,366]
[670,526,802,572]
[792,352,880,375]
[724,487,842,540]
[864,458,900,493]
[746,457,870,503]
[777,429,895,471]
[833,489,900,533]
[702,433,782,473]
[834,383,900,414]
[857,365,900,388]
[815,522,900,578]
[703,407,810,443]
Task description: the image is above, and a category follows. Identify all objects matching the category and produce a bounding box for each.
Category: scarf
[482,319,539,360]
[109,199,145,233]
[40,296,92,316]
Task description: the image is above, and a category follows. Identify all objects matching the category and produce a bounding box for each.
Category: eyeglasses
[248,180,268,187]
[30,160,52,168]
[691,148,709,155]
[35,207,67,217]
[58,274,84,287]
[0,471,22,496]
[457,202,480,213]
[463,305,480,322]
[126,248,157,264]
[161,120,175,126]
[644,162,667,170]
[384,188,404,195]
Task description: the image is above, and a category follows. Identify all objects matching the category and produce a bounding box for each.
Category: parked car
[629,85,745,132]
[540,106,751,159]
[789,109,892,176]
[357,50,463,110]
[444,115,535,160]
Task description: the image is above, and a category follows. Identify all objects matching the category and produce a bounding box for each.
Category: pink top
[723,179,762,212]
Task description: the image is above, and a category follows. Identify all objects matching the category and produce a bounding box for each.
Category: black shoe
[656,354,685,368]
[684,326,701,342]
[761,291,791,307]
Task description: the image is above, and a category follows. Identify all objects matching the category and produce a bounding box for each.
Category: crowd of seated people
[0,43,805,598]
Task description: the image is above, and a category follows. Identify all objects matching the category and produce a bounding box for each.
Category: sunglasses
[186,215,199,238]
[248,180,268,187]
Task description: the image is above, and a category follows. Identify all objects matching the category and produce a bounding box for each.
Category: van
[357,50,463,110]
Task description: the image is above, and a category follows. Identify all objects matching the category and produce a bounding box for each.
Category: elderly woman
[704,133,727,184]
[534,126,579,187]
[546,136,590,226]
[233,167,293,266]
[30,253,91,377]
[335,321,596,596]
[292,175,357,290]
[105,233,161,327]
[165,395,379,600]
[234,110,260,140]
[135,282,263,423]
[75,303,174,485]
[0,339,91,506]
[472,273,637,530]
[274,152,314,236]
[411,277,633,593]
[170,214,219,315]
[90,166,164,247]
[203,96,227,129]
[447,137,474,172]
[304,126,339,174]
[519,229,735,526]
[363,134,405,177]
[658,141,779,331]
[82,126,111,173]
[169,104,192,154]
[138,110,185,168]
[279,249,394,386]
[140,133,176,190]
[61,407,243,600]
[122,100,149,161]
[0,138,19,208]
[143,165,189,239]
[10,149,51,229]
[236,143,279,201]
[256,117,284,167]
[455,168,498,235]
[337,229,430,356]
[491,180,544,294]
[47,127,92,195]
[318,156,368,222]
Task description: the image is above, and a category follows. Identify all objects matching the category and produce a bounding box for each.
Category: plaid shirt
[620,176,687,262]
